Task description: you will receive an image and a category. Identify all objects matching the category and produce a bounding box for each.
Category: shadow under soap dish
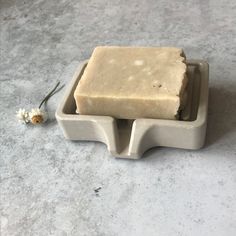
[56,60,209,159]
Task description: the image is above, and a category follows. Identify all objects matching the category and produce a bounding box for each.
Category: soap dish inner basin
[70,63,200,122]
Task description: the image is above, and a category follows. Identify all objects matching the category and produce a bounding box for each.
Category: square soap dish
[56,60,209,159]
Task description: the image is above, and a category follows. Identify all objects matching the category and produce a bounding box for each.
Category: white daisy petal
[16,108,29,124]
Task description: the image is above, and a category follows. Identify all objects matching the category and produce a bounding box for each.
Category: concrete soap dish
[56,60,209,159]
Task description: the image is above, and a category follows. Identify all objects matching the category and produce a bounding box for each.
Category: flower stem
[39,82,61,109]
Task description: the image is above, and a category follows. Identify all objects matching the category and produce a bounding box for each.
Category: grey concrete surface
[1,0,236,235]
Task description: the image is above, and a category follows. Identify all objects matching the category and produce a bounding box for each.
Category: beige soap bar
[74,46,188,120]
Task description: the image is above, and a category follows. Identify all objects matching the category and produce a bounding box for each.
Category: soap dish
[56,60,209,159]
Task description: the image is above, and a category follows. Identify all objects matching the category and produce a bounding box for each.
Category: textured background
[1,0,236,235]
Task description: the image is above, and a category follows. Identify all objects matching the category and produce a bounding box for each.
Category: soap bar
[74,46,188,120]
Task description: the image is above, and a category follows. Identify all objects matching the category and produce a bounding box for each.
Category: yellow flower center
[31,115,43,124]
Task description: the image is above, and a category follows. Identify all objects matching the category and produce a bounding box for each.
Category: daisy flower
[29,108,48,125]
[16,82,63,125]
[16,108,30,124]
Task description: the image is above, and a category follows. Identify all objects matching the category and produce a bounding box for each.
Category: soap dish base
[56,60,209,159]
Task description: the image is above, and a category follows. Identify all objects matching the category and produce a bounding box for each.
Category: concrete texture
[0,0,236,235]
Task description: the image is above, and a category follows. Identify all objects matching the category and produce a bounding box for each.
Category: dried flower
[29,108,48,124]
[16,82,64,126]
[16,108,30,124]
